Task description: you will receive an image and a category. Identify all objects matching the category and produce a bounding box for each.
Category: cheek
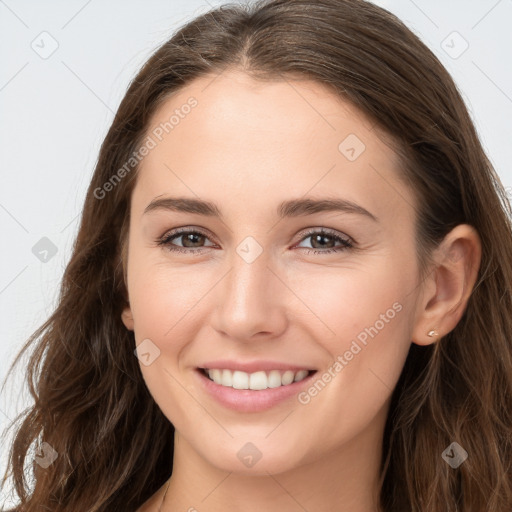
[126,259,214,424]
[295,263,413,397]
[289,261,410,340]
[290,273,412,451]
[127,255,215,343]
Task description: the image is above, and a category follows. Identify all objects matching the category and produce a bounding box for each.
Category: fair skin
[122,70,481,512]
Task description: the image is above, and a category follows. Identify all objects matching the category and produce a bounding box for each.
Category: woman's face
[121,70,426,475]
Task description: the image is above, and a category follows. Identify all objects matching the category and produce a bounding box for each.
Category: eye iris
[182,233,205,247]
[311,233,334,249]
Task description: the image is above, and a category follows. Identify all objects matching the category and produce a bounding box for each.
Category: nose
[210,244,288,342]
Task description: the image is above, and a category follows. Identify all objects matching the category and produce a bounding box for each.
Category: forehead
[133,70,413,223]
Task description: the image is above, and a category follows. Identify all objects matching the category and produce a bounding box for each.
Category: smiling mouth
[199,367,317,390]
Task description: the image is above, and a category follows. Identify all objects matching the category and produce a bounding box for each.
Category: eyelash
[156,227,354,255]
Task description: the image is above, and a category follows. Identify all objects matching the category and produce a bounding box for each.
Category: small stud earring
[427,329,439,337]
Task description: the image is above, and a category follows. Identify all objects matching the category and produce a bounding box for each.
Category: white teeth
[221,369,232,387]
[294,370,309,382]
[204,368,311,390]
[232,370,249,389]
[268,370,282,388]
[281,370,295,385]
[249,371,267,390]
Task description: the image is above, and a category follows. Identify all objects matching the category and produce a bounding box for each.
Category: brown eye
[296,228,353,254]
[158,228,215,254]
[179,232,206,248]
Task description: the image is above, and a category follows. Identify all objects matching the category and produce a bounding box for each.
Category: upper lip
[198,360,316,373]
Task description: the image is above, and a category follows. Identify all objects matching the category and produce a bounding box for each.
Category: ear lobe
[121,306,135,331]
[412,224,481,346]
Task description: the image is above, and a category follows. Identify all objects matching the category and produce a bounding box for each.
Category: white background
[1,0,511,507]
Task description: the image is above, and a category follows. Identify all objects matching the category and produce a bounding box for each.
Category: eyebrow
[143,196,378,222]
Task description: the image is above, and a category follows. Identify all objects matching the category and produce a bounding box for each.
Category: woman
[2,0,511,510]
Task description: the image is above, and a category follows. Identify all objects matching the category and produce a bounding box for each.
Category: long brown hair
[2,0,512,510]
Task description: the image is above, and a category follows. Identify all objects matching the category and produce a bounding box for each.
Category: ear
[412,224,481,346]
[121,305,135,331]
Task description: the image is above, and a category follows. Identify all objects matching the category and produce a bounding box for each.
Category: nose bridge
[230,243,270,302]
[212,236,287,338]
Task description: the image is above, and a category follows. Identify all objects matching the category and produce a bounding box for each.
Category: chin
[200,440,306,476]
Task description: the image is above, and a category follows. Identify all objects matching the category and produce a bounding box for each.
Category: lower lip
[195,369,317,413]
